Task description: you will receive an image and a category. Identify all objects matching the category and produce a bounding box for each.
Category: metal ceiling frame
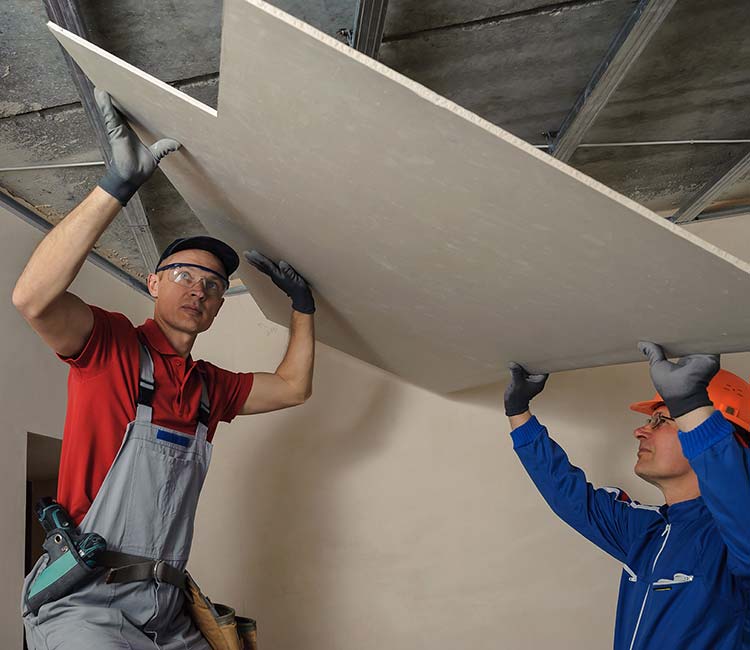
[0,190,151,298]
[671,150,750,224]
[350,0,389,58]
[550,0,677,162]
[688,203,750,223]
[43,0,162,273]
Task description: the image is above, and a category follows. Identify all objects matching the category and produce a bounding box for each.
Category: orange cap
[629,369,750,435]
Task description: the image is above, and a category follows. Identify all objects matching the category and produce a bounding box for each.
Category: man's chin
[176,310,214,332]
[163,315,206,337]
[634,465,661,487]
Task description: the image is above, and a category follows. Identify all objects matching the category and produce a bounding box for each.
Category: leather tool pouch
[185,572,258,650]
[236,615,258,650]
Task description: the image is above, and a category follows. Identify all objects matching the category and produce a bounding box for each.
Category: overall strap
[136,342,155,424]
[195,376,210,442]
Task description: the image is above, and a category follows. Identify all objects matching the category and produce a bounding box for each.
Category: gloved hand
[95,89,180,205]
[243,251,315,314]
[504,362,549,417]
[638,341,719,418]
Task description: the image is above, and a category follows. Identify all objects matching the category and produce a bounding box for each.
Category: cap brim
[629,396,665,416]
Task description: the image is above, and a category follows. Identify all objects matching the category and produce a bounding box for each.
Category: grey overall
[22,343,212,650]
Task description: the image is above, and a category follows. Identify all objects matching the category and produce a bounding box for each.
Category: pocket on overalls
[122,440,204,559]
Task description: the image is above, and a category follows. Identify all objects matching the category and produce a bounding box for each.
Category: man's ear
[147,273,159,299]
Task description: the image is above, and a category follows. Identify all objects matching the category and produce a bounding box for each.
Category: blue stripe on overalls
[22,342,213,650]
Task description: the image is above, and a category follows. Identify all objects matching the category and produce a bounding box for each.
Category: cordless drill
[25,498,107,614]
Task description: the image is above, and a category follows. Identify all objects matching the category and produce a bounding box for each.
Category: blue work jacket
[512,411,750,649]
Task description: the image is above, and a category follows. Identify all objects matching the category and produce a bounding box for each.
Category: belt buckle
[152,560,164,583]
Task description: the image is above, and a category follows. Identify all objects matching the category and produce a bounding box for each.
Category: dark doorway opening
[24,432,62,650]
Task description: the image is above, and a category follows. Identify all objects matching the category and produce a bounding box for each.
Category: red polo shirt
[56,305,254,525]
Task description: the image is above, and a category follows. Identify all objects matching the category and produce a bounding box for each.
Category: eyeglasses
[155,263,229,298]
[644,412,676,431]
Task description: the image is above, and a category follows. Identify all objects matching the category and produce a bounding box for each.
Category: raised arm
[507,363,656,562]
[640,341,750,578]
[239,252,315,414]
[12,189,118,356]
[12,90,178,357]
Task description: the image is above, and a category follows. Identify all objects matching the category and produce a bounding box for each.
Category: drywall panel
[49,0,750,393]
[686,216,750,266]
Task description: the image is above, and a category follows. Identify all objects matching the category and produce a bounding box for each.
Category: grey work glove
[95,89,180,205]
[243,251,315,314]
[504,362,549,417]
[638,341,719,418]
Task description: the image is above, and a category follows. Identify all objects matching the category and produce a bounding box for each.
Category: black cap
[156,236,240,280]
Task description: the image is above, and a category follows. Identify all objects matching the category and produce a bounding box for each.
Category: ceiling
[2,0,749,287]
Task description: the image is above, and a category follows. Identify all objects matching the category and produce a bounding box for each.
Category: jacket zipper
[628,523,671,650]
[623,565,638,582]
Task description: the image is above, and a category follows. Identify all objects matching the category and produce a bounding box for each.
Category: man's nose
[633,425,649,440]
[189,280,207,297]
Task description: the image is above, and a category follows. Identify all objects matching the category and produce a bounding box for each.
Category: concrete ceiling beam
[550,0,677,163]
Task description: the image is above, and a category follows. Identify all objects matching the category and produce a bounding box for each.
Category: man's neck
[153,314,196,358]
[660,479,700,506]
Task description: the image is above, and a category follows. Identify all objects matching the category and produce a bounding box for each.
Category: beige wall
[3,208,750,649]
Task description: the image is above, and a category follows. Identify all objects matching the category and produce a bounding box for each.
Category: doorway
[24,432,62,650]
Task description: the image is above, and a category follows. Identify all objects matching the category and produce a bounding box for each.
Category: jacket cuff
[678,410,734,460]
[510,415,545,449]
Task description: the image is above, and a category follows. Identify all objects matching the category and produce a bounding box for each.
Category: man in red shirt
[14,90,315,649]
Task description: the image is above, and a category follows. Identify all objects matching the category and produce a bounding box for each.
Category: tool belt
[99,550,188,588]
[101,552,257,650]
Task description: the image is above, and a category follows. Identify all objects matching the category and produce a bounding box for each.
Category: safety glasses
[155,263,229,298]
[644,412,676,431]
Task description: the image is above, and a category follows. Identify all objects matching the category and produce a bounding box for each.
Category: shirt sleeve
[202,361,254,424]
[57,305,135,377]
[512,416,659,563]
[680,410,750,580]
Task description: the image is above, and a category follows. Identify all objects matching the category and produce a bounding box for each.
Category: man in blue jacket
[505,342,750,649]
